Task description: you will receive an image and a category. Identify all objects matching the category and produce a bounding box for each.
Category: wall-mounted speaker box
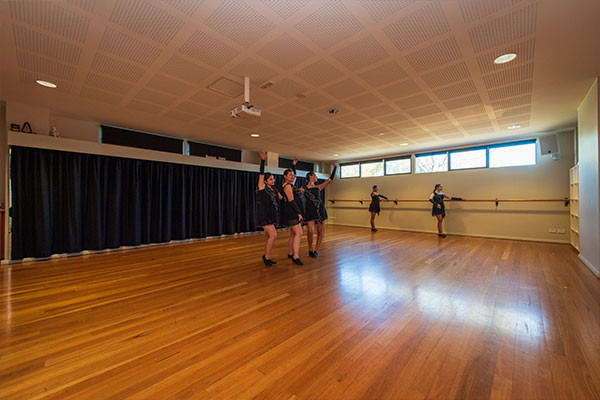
[539,135,559,155]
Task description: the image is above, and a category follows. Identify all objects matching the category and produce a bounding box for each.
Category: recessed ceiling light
[36,80,57,88]
[507,125,521,130]
[379,132,385,136]
[333,154,339,157]
[494,53,517,64]
[400,143,409,146]
[250,133,260,137]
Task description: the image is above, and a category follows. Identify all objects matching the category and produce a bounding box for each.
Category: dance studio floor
[1,225,599,399]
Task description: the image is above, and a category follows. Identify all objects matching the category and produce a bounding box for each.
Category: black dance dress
[431,192,446,218]
[368,193,388,214]
[282,182,304,226]
[257,186,280,227]
[302,185,327,222]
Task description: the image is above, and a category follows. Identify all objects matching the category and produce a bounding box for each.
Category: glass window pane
[385,158,411,175]
[489,143,536,168]
[361,161,384,177]
[415,153,448,174]
[450,149,486,170]
[341,164,360,178]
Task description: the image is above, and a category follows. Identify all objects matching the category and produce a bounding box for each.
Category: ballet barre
[328,198,570,207]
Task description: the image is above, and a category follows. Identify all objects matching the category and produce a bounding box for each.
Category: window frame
[384,155,412,176]
[448,146,488,171]
[360,159,385,178]
[340,162,361,179]
[488,139,537,169]
[414,150,449,174]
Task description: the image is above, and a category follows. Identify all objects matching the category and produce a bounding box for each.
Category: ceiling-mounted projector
[231,77,261,119]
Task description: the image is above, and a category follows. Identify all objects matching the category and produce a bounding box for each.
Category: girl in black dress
[282,167,304,265]
[257,151,283,266]
[428,183,462,238]
[369,185,388,232]
[303,163,337,258]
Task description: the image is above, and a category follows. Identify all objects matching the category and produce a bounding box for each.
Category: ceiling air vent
[260,81,275,89]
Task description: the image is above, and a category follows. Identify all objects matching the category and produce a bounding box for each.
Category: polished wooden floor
[1,226,600,399]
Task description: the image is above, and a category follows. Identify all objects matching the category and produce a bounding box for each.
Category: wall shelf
[569,164,579,251]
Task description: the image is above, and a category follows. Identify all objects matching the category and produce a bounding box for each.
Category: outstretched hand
[292,157,298,165]
[259,150,266,160]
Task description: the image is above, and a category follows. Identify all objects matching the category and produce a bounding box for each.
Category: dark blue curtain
[10,146,318,260]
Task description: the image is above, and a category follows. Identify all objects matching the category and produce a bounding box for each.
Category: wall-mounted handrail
[328,198,570,207]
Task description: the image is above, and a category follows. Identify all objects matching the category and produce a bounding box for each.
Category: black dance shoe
[309,251,318,258]
[292,257,304,266]
[262,255,273,266]
[270,259,277,264]
[438,233,447,238]
[371,228,378,232]
[288,254,293,259]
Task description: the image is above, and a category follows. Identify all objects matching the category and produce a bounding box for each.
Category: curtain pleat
[10,146,323,260]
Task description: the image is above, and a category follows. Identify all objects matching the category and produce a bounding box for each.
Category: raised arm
[318,164,337,190]
[257,151,266,190]
[292,157,298,175]
[379,194,389,200]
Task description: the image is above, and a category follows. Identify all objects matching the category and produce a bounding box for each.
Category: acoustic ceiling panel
[16,51,76,80]
[433,80,477,100]
[91,53,146,82]
[65,0,97,13]
[378,80,422,100]
[179,30,240,68]
[160,55,212,85]
[458,0,525,23]
[135,88,178,106]
[99,27,162,66]
[257,33,315,69]
[405,37,463,72]
[19,70,72,93]
[146,74,194,95]
[483,63,534,89]
[322,78,366,99]
[358,61,408,87]
[295,60,344,86]
[383,1,451,52]
[109,0,184,46]
[80,86,121,102]
[259,0,311,19]
[264,78,307,98]
[161,0,204,16]
[332,35,390,71]
[84,71,133,94]
[228,58,278,86]
[12,24,83,65]
[468,3,537,53]
[358,0,417,22]
[296,0,364,49]
[421,62,471,88]
[204,0,276,48]
[9,1,91,42]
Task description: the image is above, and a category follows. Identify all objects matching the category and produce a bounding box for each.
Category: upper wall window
[385,156,411,175]
[415,152,448,174]
[450,148,487,170]
[341,163,360,178]
[361,161,384,177]
[489,140,536,168]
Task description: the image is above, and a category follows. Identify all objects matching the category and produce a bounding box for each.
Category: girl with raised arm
[303,163,337,258]
[282,167,304,265]
[428,183,463,238]
[369,185,388,232]
[257,151,283,266]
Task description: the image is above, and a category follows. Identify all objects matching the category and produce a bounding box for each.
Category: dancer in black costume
[303,163,337,258]
[369,185,388,232]
[282,167,304,265]
[428,183,463,238]
[257,151,283,266]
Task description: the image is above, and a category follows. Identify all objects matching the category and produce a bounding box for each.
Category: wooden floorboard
[1,225,599,399]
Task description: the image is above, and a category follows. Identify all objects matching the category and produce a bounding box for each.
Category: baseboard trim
[577,254,600,278]
[327,222,571,244]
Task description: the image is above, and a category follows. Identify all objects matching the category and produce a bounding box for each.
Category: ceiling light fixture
[250,133,260,137]
[400,143,409,146]
[379,132,385,136]
[507,125,521,130]
[328,108,339,114]
[333,154,339,157]
[36,80,57,88]
[494,53,517,64]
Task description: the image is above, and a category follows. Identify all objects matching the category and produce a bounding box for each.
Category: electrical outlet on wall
[548,228,557,233]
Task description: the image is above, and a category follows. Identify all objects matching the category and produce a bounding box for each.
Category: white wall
[577,78,600,277]
[326,131,574,243]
